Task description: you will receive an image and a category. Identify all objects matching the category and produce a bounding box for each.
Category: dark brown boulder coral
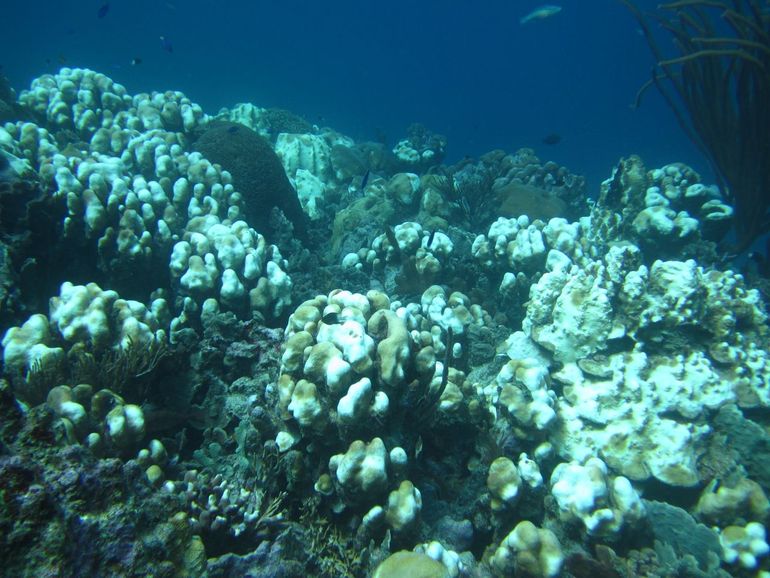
[193,121,309,242]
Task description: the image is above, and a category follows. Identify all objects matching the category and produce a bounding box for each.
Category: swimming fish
[360,169,370,192]
[384,226,401,256]
[321,312,339,325]
[159,35,174,53]
[520,5,562,25]
[542,133,562,145]
[97,3,110,18]
[46,54,68,66]
[131,57,142,66]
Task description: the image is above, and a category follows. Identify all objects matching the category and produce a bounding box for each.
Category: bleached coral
[274,287,477,524]
[276,132,334,183]
[329,437,390,503]
[550,456,645,537]
[6,69,293,330]
[486,457,523,511]
[477,352,558,435]
[1,314,65,378]
[595,157,733,254]
[720,522,770,570]
[490,520,563,578]
[18,68,205,142]
[553,350,727,486]
[169,217,291,320]
[2,282,168,409]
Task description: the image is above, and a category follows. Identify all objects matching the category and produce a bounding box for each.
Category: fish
[131,57,142,66]
[360,169,370,192]
[542,133,562,145]
[321,312,339,325]
[441,327,453,389]
[159,35,174,53]
[520,5,562,25]
[426,230,436,249]
[97,3,110,18]
[384,226,400,256]
[227,125,240,134]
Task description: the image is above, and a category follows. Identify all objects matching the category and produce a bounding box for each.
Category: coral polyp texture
[0,65,768,578]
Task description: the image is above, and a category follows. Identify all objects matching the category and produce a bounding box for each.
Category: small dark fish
[160,35,174,53]
[441,327,454,389]
[322,312,339,325]
[131,57,142,66]
[542,133,562,145]
[374,127,389,147]
[97,3,110,18]
[360,169,370,192]
[384,226,400,256]
[227,125,239,134]
[426,230,436,249]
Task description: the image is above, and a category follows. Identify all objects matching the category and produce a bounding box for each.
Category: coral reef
[1,66,769,577]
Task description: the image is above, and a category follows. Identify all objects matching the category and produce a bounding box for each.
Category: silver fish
[520,5,562,25]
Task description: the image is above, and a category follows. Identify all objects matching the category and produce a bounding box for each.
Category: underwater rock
[194,121,309,241]
[206,539,307,578]
[0,437,200,576]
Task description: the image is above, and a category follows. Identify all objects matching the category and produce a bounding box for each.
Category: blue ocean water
[0,0,705,189]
